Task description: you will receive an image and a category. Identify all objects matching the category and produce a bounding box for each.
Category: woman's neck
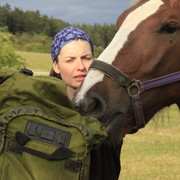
[67,86,77,100]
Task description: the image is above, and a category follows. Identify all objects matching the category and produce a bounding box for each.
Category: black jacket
[89,141,123,180]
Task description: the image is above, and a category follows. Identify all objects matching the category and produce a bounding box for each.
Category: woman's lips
[74,75,86,82]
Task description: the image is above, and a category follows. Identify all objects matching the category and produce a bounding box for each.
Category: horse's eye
[159,23,179,34]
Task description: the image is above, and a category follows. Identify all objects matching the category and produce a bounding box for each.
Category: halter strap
[90,60,134,88]
[140,71,180,92]
[90,60,180,133]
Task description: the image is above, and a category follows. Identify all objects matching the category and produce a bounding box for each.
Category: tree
[0,31,25,70]
[0,4,11,28]
[0,4,117,55]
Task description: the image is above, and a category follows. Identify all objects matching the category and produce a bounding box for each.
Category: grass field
[18,51,180,180]
[17,51,51,74]
[119,105,180,180]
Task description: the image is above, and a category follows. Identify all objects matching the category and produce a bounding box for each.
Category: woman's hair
[49,68,61,79]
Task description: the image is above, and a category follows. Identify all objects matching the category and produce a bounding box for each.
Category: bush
[14,32,51,53]
[0,31,26,70]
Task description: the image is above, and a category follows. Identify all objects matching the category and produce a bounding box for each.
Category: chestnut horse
[73,0,180,142]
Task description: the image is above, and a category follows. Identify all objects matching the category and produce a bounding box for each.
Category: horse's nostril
[84,98,97,113]
[88,97,106,119]
[75,95,106,120]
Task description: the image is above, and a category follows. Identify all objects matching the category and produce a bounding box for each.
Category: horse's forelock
[169,0,177,7]
[162,0,179,8]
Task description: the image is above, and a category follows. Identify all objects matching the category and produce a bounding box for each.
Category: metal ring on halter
[127,80,141,97]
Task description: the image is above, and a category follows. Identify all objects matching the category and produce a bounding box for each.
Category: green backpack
[0,69,107,180]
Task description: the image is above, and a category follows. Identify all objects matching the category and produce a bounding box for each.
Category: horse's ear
[162,0,180,8]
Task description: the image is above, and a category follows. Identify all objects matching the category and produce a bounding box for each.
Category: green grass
[17,51,180,179]
[17,51,51,73]
[119,104,180,180]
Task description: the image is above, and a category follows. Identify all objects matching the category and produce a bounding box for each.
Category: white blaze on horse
[73,0,180,141]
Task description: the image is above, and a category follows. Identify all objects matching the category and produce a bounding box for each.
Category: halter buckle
[127,80,141,97]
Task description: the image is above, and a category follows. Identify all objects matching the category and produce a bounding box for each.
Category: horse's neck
[144,84,179,121]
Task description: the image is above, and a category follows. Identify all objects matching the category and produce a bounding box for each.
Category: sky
[0,0,133,25]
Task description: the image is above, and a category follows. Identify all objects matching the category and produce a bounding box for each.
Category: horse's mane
[131,0,177,7]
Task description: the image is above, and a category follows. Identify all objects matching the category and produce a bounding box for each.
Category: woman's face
[53,39,93,89]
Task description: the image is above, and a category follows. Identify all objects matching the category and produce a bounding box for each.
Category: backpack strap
[15,131,73,161]
[0,75,12,84]
[19,68,33,76]
[0,68,33,85]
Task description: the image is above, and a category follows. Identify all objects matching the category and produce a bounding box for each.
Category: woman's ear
[53,61,61,74]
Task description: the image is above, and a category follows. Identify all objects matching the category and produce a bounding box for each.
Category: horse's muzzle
[73,93,107,121]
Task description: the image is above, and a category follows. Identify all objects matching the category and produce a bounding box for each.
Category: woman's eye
[66,59,73,63]
[159,23,179,34]
[84,56,92,60]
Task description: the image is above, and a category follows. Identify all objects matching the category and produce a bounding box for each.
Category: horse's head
[73,0,180,142]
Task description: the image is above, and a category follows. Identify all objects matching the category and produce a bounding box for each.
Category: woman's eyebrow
[65,56,75,59]
[82,54,92,57]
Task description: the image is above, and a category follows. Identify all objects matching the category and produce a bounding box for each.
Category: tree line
[0,4,118,69]
[0,4,117,53]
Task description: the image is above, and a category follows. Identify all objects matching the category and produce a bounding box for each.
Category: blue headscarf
[51,26,93,61]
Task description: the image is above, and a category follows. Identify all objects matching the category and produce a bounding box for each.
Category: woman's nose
[77,60,86,71]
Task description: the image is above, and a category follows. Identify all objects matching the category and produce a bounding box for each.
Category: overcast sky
[0,0,132,25]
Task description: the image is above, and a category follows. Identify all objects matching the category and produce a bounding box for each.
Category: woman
[50,26,122,180]
[50,26,93,99]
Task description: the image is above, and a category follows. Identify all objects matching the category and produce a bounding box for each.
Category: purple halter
[90,60,180,133]
[128,71,180,132]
